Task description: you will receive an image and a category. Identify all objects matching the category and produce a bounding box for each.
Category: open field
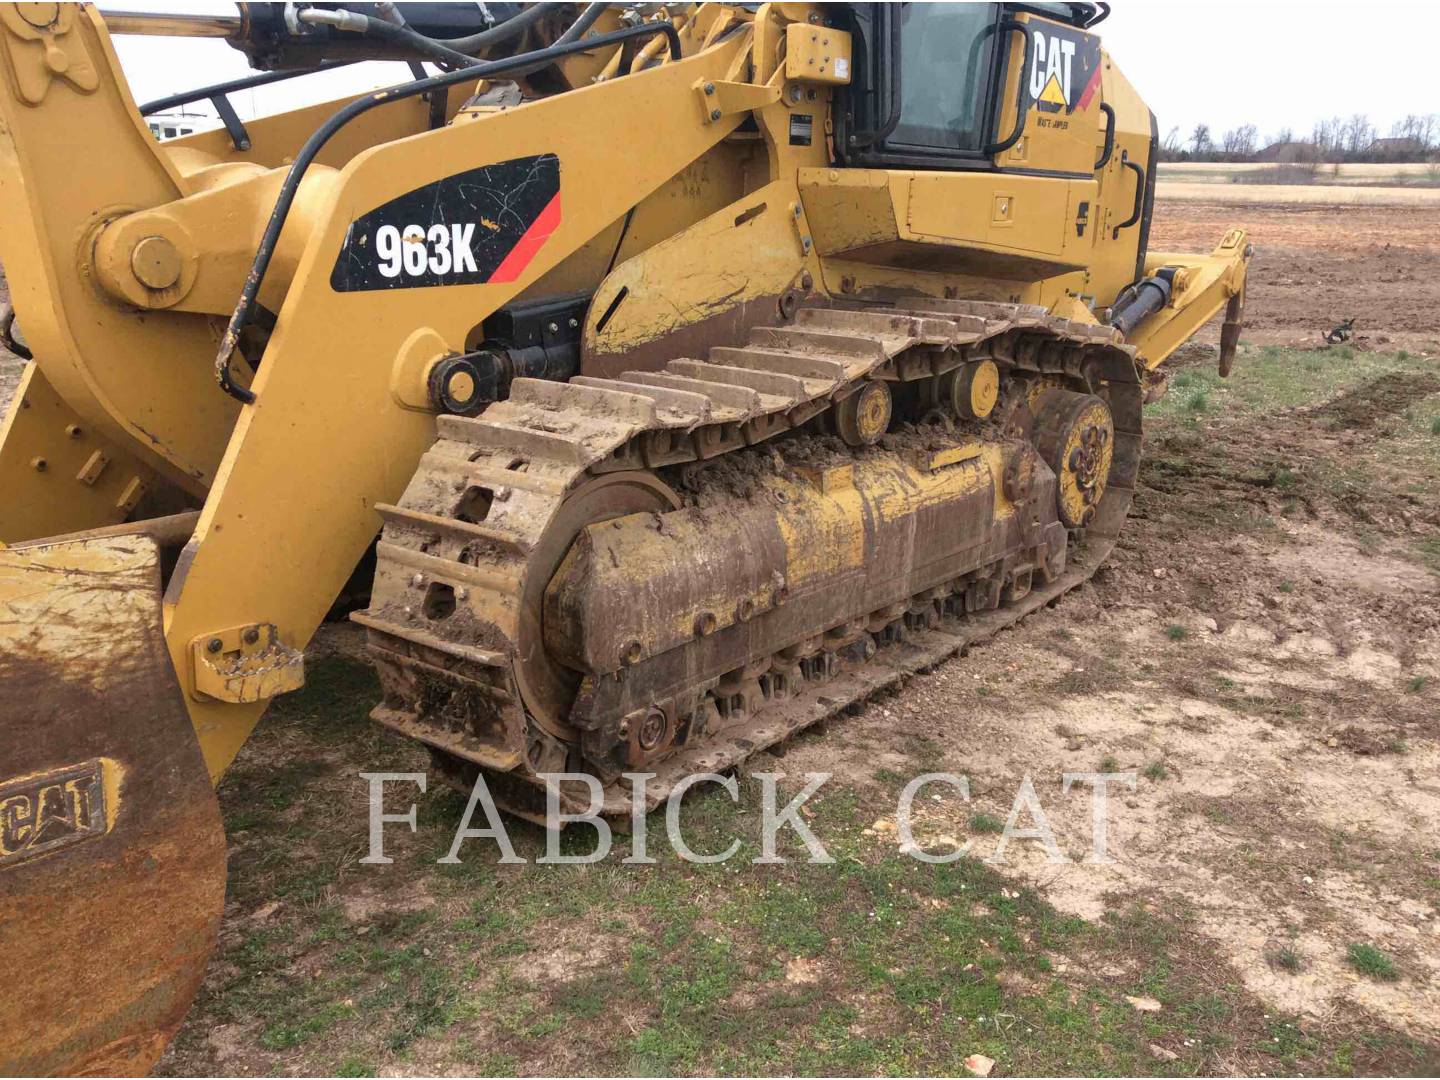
[1157,161,1440,207]
[1151,201,1440,356]
[1160,162,1439,185]
[1156,182,1440,207]
[2,198,1439,1076]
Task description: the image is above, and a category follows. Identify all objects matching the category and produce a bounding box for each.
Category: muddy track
[1305,371,1440,430]
[353,300,1143,820]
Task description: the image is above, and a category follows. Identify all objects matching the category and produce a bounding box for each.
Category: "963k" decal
[331,153,561,292]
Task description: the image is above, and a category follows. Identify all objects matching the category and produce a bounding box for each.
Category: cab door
[991,10,1109,178]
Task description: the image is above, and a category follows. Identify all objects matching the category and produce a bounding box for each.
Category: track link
[356,299,1143,821]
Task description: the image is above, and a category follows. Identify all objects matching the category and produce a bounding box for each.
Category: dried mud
[4,200,1439,1056]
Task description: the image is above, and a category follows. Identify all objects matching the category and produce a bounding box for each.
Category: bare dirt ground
[4,203,1439,1075]
[1150,201,1440,356]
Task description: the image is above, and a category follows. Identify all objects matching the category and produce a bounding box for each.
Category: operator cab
[836,2,1114,174]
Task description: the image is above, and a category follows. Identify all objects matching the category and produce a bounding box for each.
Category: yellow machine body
[0,3,1249,1072]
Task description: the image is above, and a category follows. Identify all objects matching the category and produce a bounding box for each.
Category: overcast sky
[109,1,1439,142]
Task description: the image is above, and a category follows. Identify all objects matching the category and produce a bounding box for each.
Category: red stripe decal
[488,192,562,284]
[1076,67,1102,111]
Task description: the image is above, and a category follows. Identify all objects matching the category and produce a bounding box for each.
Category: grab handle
[986,20,1032,156]
[1113,149,1145,238]
[1094,102,1116,169]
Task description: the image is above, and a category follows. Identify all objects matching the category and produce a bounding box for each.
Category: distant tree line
[1156,114,1440,164]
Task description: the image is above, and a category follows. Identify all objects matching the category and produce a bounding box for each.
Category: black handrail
[138,64,357,117]
[1112,150,1146,238]
[140,63,360,152]
[1094,101,1115,170]
[215,20,683,404]
[847,4,902,151]
[985,20,1032,156]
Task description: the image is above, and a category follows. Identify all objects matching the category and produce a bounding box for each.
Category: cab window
[891,3,1001,154]
[839,2,1004,168]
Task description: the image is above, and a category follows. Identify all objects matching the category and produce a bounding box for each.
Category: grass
[1271,946,1304,973]
[1149,345,1440,573]
[151,653,1440,1077]
[1345,943,1399,982]
[152,341,1440,1074]
[1151,345,1436,422]
[968,812,1005,835]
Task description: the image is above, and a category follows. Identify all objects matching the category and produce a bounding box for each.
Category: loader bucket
[0,535,225,1076]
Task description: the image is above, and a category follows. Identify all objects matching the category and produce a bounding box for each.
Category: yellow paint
[783,22,851,85]
[586,178,815,356]
[0,363,157,543]
[100,755,124,832]
[776,471,866,588]
[164,25,760,779]
[1130,230,1252,369]
[969,361,1000,418]
[1056,400,1113,526]
[0,0,1248,788]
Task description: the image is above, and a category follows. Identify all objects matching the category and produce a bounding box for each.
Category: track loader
[0,2,1249,1073]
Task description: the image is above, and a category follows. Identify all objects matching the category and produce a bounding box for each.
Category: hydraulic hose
[214,19,683,404]
[555,2,607,46]
[297,8,483,67]
[1,304,32,361]
[430,2,562,52]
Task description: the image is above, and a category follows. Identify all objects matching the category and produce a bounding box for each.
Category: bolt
[242,627,260,645]
[801,271,813,289]
[568,317,579,328]
[710,108,721,121]
[30,456,46,472]
[547,321,559,333]
[703,82,715,95]
[130,235,183,291]
[793,204,802,217]
[455,587,468,601]
[638,707,667,751]
[65,424,83,438]
[206,637,223,654]
[412,573,424,587]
